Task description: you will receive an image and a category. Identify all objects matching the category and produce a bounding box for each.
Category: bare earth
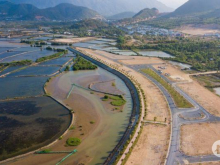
[178,80,220,117]
[126,125,170,165]
[153,63,193,83]
[51,37,96,43]
[181,123,220,156]
[175,25,220,36]
[190,162,220,165]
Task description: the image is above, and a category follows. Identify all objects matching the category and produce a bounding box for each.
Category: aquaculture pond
[0,77,48,100]
[214,87,220,96]
[8,66,60,77]
[1,50,55,63]
[0,96,71,161]
[138,50,174,58]
[47,67,132,165]
[73,39,117,51]
[169,61,192,70]
[0,47,15,53]
[0,66,23,76]
[0,51,27,60]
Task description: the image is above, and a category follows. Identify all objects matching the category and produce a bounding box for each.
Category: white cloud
[158,0,188,9]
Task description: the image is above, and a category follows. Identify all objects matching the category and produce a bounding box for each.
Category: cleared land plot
[51,37,96,43]
[9,66,60,77]
[126,124,170,165]
[181,123,220,156]
[178,80,220,117]
[153,64,192,83]
[190,162,220,165]
[175,25,220,36]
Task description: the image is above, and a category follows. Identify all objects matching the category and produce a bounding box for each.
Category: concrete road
[130,64,220,165]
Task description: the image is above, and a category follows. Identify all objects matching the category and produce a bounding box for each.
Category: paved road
[129,64,220,165]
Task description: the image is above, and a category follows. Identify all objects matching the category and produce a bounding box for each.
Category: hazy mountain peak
[1,0,173,16]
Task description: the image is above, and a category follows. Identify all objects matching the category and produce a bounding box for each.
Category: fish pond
[0,97,71,161]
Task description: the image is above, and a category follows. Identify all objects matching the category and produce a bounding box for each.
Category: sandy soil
[175,25,220,36]
[178,80,220,117]
[126,124,170,165]
[190,162,220,165]
[153,63,193,83]
[119,57,164,65]
[51,37,96,43]
[181,123,220,156]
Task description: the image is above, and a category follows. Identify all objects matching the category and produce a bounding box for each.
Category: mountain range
[107,12,136,20]
[0,1,100,20]
[1,0,173,16]
[169,0,220,17]
[133,8,159,19]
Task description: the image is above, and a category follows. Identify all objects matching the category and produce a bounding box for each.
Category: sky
[158,0,188,9]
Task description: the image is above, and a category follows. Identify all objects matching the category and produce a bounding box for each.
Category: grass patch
[111,99,126,106]
[66,137,81,146]
[90,121,95,124]
[105,95,127,106]
[142,68,193,108]
[69,126,75,130]
[36,52,64,63]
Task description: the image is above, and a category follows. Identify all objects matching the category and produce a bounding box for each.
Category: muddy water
[48,67,132,164]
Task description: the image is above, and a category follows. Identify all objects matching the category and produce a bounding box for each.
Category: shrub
[66,137,81,146]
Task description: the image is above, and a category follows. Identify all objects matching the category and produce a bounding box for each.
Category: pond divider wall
[68,47,140,165]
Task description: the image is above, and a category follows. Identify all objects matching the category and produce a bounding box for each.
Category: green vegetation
[103,95,126,106]
[69,126,75,130]
[194,74,220,92]
[64,66,70,71]
[73,56,97,71]
[142,68,193,108]
[9,60,32,66]
[118,36,220,71]
[46,46,68,53]
[66,137,81,146]
[66,19,125,37]
[36,52,64,63]
[90,121,95,124]
[36,149,51,154]
[133,8,158,19]
[21,40,47,46]
[0,60,32,69]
